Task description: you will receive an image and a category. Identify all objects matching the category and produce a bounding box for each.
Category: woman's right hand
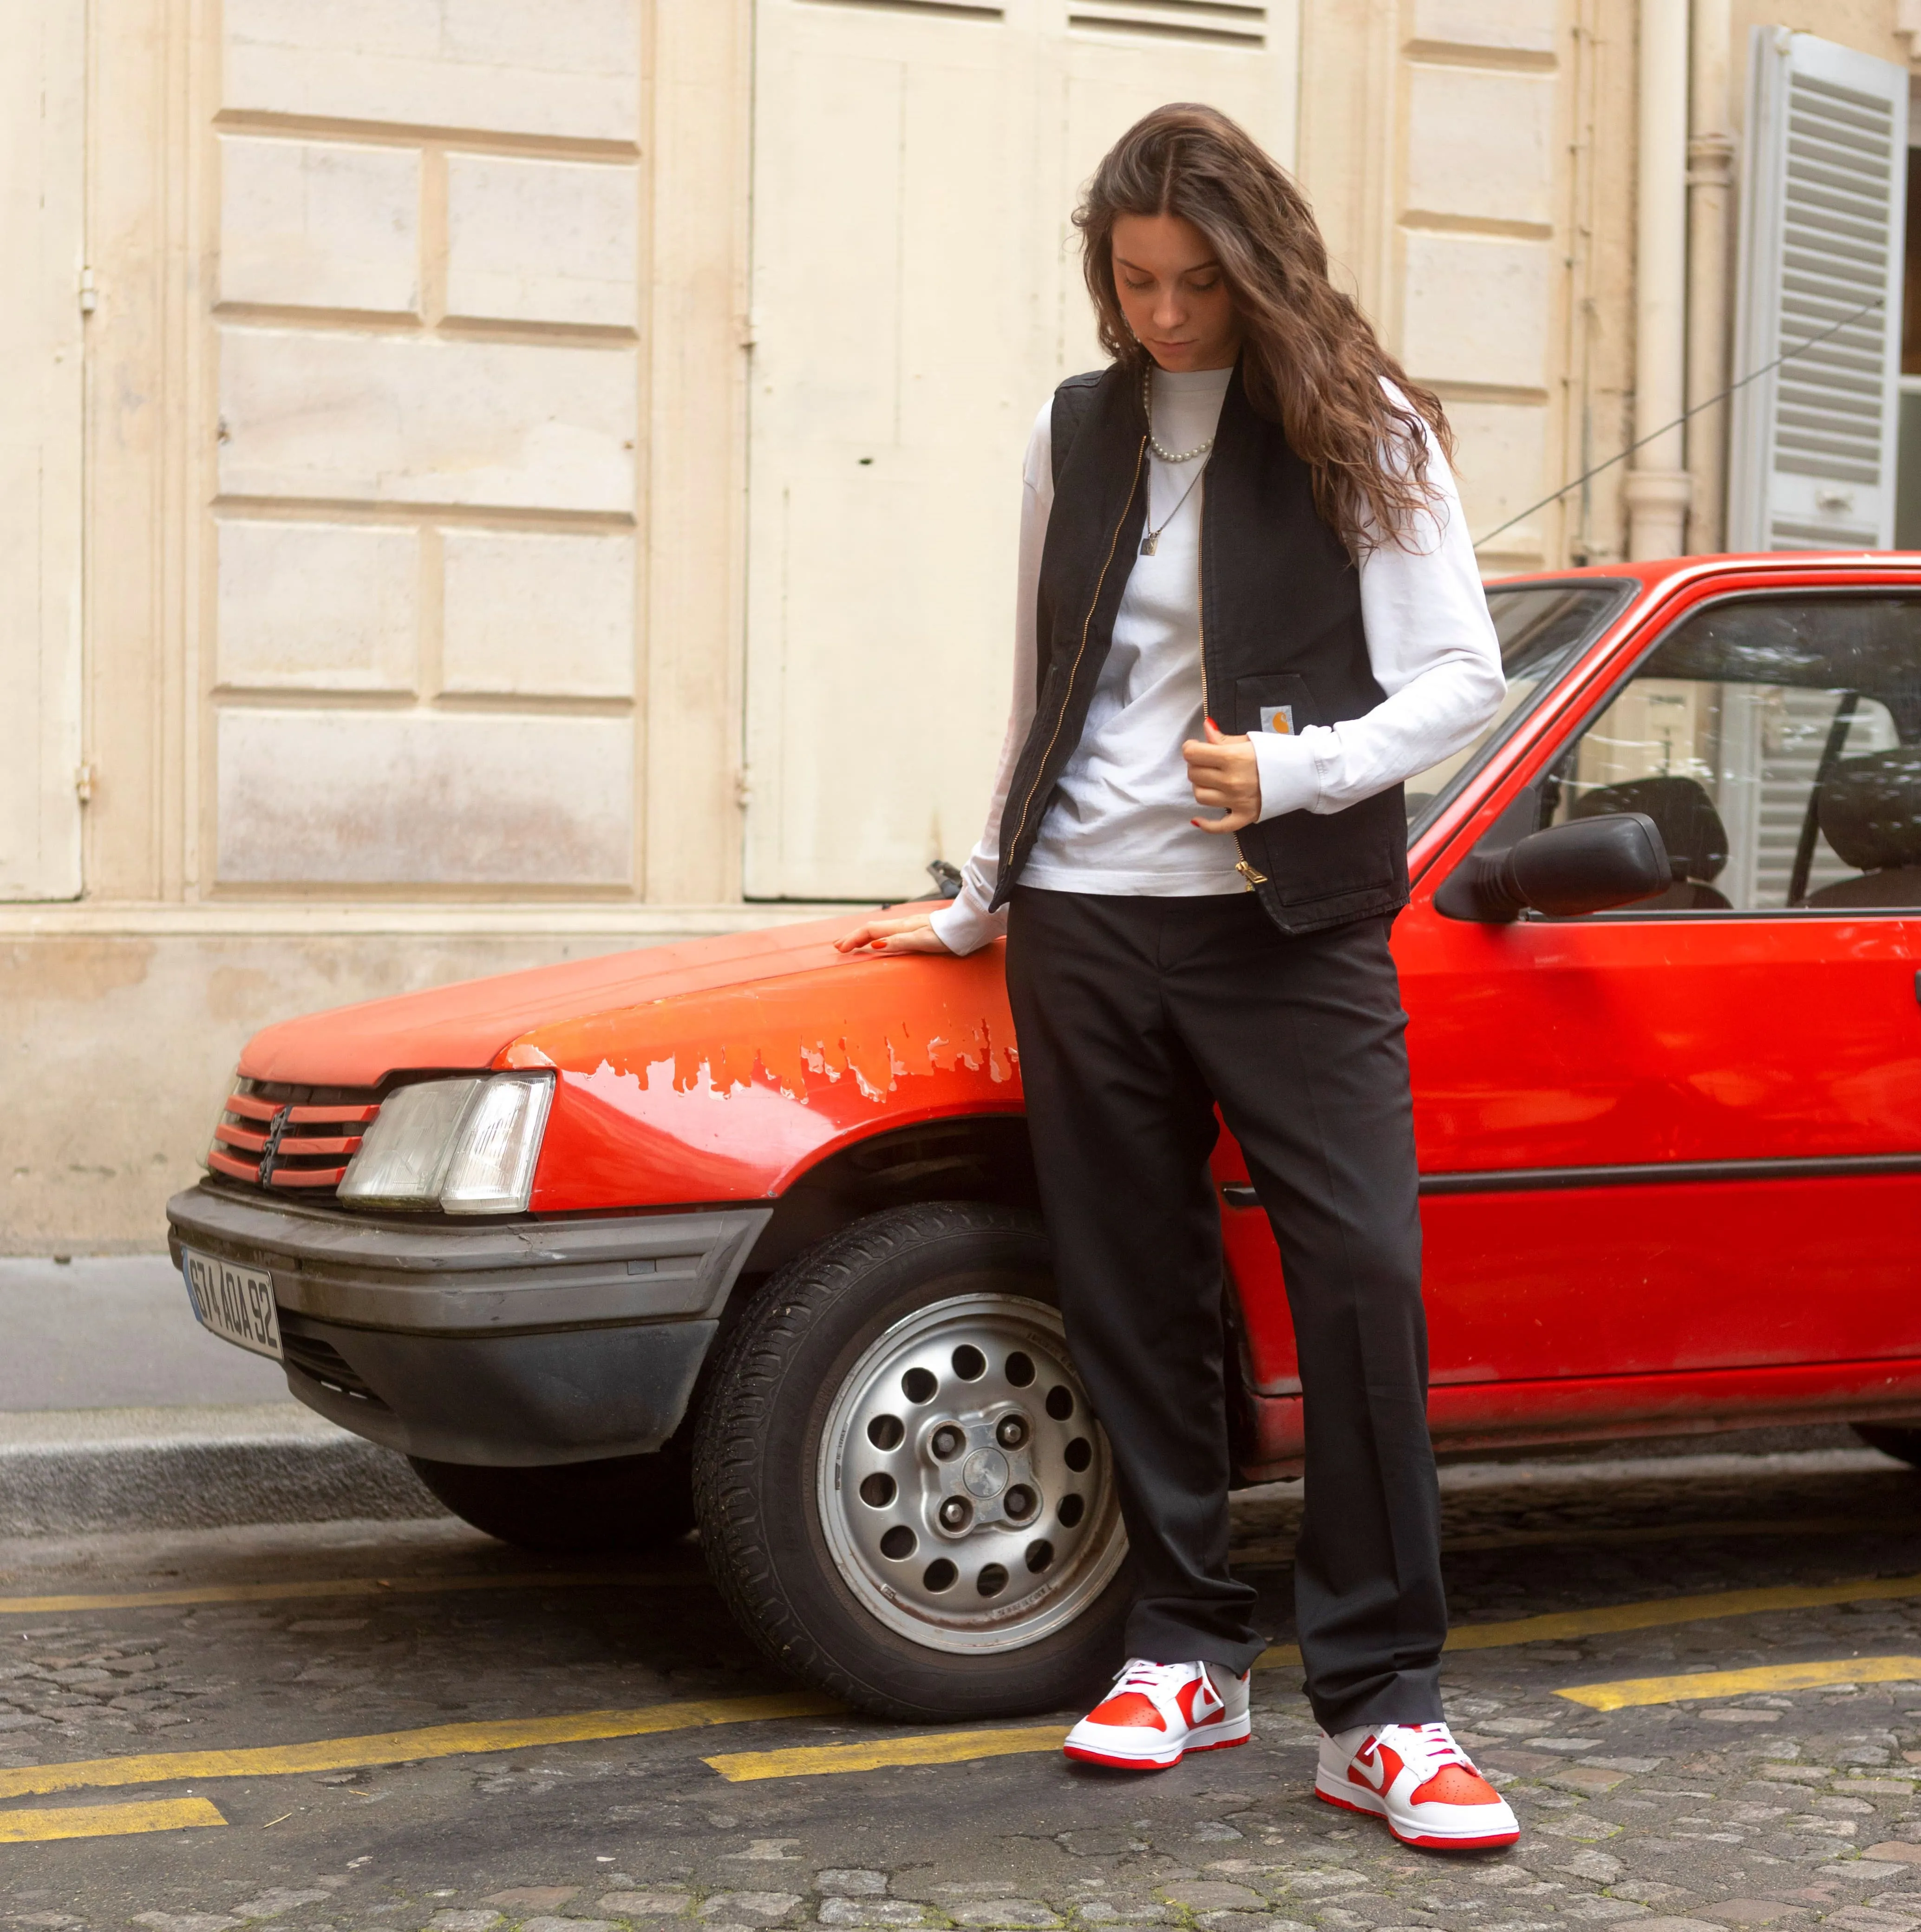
[833,909,956,957]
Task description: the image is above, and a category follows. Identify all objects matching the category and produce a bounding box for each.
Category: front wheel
[693,1202,1131,1720]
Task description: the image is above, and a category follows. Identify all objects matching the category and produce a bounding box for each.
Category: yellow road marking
[1558,1656,1921,1711]
[17,1566,1921,1799]
[0,1568,700,1618]
[1231,1516,1921,1570]
[1255,1570,1921,1670]
[705,1724,1069,1782]
[0,1796,226,1843]
[0,1692,839,1802]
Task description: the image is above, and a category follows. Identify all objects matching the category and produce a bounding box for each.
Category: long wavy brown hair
[1077,103,1453,555]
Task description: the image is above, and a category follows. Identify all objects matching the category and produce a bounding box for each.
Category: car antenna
[1472,292,1887,550]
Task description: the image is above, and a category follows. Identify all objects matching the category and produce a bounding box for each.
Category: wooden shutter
[0,0,85,900]
[1727,29,1908,553]
[742,0,1295,901]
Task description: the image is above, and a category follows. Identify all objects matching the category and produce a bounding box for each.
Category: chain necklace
[1139,466,1205,556]
[1141,363,1216,463]
[1139,365,1213,555]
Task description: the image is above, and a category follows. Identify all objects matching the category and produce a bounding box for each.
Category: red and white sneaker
[1315,1721,1519,1849]
[1062,1658,1252,1770]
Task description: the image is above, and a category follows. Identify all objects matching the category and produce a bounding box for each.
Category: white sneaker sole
[1314,1769,1519,1849]
[1063,1710,1252,1771]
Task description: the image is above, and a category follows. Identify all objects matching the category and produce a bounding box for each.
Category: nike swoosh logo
[1349,1746,1389,1791]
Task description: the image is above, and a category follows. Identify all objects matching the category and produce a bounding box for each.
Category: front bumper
[165,1183,771,1467]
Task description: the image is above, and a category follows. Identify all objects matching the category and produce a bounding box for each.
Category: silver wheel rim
[817,1292,1126,1655]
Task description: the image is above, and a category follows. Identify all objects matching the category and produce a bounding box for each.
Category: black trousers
[1005,886,1446,1731]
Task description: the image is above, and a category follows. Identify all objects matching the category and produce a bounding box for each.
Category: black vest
[991,360,1409,936]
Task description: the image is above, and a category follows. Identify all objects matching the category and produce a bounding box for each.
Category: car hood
[239,910,895,1089]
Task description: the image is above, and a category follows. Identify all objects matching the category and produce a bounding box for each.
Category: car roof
[1484,551,1921,594]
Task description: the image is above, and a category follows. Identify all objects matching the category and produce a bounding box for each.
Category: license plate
[181,1248,284,1361]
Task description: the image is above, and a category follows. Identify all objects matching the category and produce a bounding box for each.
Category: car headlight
[338,1073,554,1214]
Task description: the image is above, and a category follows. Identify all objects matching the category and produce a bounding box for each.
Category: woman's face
[1110,212,1241,372]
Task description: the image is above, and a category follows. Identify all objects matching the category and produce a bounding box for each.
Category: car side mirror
[1434,811,1673,923]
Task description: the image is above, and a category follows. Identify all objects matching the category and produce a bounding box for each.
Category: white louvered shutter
[1727,29,1908,553]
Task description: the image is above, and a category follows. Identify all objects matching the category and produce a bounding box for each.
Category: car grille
[207,1078,381,1196]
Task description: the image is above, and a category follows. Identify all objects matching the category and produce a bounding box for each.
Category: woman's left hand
[1182,718,1261,833]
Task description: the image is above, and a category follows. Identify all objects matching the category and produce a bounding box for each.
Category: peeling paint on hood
[519,948,1023,1209]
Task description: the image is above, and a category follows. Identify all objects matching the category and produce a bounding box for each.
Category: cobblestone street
[7,1437,1921,1932]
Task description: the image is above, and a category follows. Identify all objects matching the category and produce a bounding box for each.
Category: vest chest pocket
[1233,673,1318,740]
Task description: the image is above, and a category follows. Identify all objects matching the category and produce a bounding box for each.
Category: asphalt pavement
[7,1440,1921,1932]
[0,1259,291,1412]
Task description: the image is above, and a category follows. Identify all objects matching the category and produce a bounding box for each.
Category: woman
[836,104,1514,1850]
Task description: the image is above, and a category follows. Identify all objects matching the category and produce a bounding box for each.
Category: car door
[1218,576,1641,1422]
[1400,583,1921,1413]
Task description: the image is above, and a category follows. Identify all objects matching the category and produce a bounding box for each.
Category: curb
[0,1403,448,1537]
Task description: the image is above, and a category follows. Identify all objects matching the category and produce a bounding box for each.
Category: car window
[1406,580,1635,839]
[1542,594,1921,911]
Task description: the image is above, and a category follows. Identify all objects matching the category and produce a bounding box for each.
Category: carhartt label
[1259,705,1294,735]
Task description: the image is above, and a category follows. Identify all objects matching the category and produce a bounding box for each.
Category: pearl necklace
[1142,364,1216,464]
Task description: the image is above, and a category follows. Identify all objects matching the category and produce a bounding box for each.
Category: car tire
[1854,1424,1921,1468]
[406,1444,696,1554]
[692,1201,1132,1721]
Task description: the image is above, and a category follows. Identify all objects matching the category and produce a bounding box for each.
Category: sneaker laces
[1385,1721,1472,1772]
[1109,1657,1189,1694]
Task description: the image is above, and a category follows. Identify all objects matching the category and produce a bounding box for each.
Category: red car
[168,552,1921,1721]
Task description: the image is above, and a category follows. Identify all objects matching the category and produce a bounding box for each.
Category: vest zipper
[1196,458,1267,891]
[1002,433,1148,875]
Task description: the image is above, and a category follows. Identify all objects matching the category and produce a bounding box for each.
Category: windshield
[1405,579,1637,839]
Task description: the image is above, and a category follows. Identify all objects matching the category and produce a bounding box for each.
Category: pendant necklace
[1139,364,1215,556]
[1139,467,1205,556]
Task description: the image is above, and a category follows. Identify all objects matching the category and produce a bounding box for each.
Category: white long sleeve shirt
[1022,367,1247,899]
[928,366,1506,956]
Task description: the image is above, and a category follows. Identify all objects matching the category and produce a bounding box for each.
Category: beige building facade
[4,0,1918,1251]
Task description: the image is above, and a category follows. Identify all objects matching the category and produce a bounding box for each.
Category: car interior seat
[1569,775,1732,909]
[1804,746,1921,907]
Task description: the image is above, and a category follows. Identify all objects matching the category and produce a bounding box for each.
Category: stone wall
[210,1,647,895]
